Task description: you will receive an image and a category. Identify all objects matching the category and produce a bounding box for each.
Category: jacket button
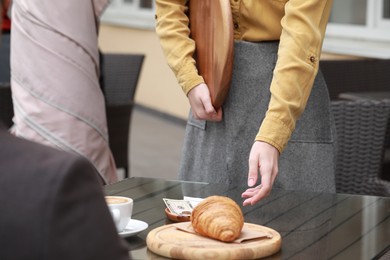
[310,56,316,63]
[234,22,239,29]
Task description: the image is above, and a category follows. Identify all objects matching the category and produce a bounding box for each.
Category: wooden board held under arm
[188,0,234,109]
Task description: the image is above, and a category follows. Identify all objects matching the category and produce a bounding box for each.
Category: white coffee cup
[105,196,133,232]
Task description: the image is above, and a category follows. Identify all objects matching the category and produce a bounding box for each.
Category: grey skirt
[179,41,336,193]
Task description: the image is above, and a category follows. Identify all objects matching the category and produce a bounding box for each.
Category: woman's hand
[187,83,222,121]
[242,141,279,206]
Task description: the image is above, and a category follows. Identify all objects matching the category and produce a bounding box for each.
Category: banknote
[183,196,204,208]
[163,198,194,216]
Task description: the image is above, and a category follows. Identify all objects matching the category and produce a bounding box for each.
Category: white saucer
[119,219,148,238]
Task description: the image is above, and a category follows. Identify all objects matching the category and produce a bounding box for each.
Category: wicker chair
[102,53,145,178]
[0,34,11,83]
[0,83,13,128]
[331,100,390,196]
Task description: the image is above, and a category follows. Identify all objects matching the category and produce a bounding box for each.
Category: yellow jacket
[155,0,333,153]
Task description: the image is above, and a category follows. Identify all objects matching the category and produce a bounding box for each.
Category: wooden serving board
[146,222,281,260]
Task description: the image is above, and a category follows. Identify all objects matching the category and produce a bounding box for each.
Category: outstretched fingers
[242,141,279,206]
[242,165,273,206]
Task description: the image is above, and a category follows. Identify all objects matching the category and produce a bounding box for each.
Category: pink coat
[10,0,117,184]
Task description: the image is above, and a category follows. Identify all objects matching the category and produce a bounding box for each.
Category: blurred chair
[0,82,13,128]
[331,100,390,196]
[320,59,390,100]
[102,53,145,178]
[0,34,11,83]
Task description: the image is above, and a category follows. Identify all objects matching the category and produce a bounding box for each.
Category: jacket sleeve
[256,0,334,153]
[155,0,204,95]
[48,156,129,260]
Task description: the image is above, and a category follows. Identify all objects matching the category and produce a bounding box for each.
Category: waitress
[155,0,336,205]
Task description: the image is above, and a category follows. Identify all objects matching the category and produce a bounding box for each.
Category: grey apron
[179,41,336,193]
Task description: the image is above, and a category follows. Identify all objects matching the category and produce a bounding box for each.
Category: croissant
[191,195,244,242]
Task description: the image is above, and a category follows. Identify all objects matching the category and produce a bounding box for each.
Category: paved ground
[126,106,186,181]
